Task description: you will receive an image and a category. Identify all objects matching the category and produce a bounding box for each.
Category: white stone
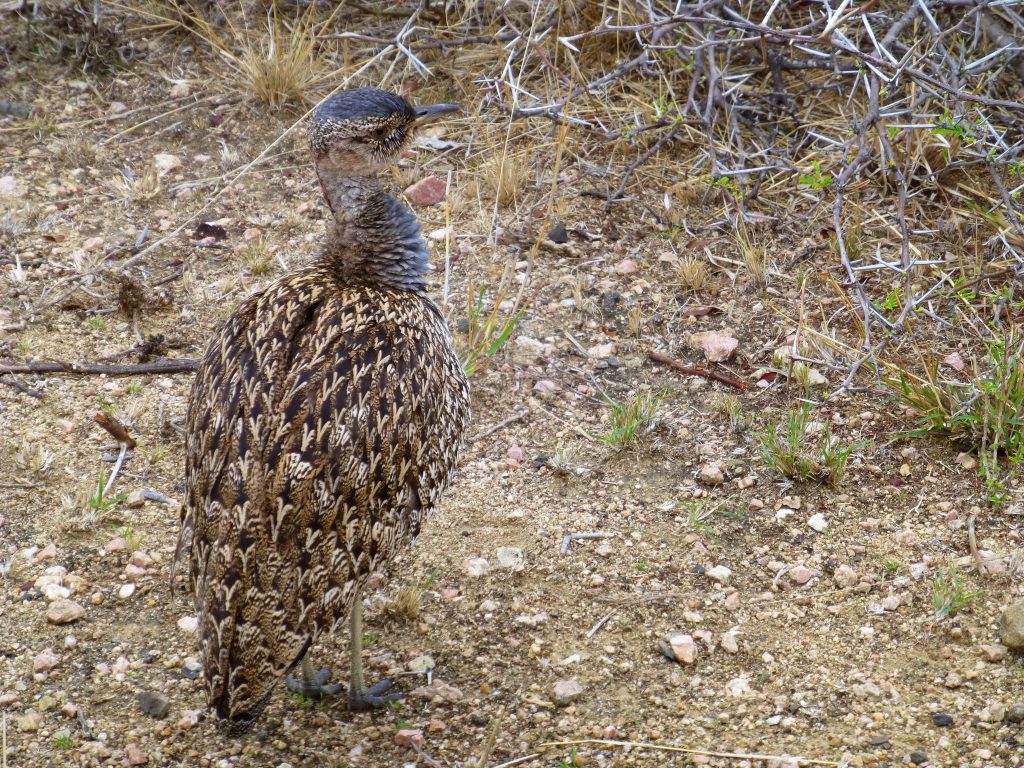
[706,565,732,584]
[807,513,828,532]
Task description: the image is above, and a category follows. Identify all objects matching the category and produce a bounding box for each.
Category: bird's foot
[285,667,344,699]
[348,678,403,712]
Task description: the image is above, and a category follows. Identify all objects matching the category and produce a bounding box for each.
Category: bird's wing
[183,278,469,724]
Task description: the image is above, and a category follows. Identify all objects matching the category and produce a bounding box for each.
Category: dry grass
[105,162,161,205]
[241,238,276,276]
[136,1,342,108]
[735,226,768,292]
[678,255,710,291]
[483,150,530,207]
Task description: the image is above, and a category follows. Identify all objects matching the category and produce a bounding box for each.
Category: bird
[177,87,471,732]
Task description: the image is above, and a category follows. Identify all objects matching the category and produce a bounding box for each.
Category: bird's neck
[317,173,429,293]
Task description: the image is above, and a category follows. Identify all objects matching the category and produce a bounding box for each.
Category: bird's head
[309,87,458,177]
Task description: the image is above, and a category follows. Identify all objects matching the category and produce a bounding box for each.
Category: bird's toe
[348,678,403,711]
[286,669,343,699]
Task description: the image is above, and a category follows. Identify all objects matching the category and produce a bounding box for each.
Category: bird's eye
[371,127,390,142]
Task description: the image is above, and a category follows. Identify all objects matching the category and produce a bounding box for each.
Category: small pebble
[404,175,446,206]
[932,712,953,727]
[46,599,85,624]
[552,679,583,706]
[394,728,424,748]
[1005,704,1024,724]
[999,599,1024,651]
[137,690,171,719]
[705,564,731,584]
[909,750,928,765]
[119,583,136,600]
[547,223,569,243]
[124,743,149,765]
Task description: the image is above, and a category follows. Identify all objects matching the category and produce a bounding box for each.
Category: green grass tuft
[759,404,867,486]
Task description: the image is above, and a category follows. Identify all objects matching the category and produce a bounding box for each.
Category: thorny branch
[5,2,1023,397]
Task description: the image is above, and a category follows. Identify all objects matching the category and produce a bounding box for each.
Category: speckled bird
[177,88,471,731]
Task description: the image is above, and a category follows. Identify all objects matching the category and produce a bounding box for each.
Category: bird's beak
[414,103,460,125]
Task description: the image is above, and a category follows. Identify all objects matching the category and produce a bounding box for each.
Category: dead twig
[472,407,530,441]
[94,412,137,449]
[967,512,985,577]
[0,359,198,376]
[560,531,611,555]
[0,375,43,398]
[649,351,749,390]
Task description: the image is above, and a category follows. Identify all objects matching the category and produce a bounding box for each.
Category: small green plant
[888,328,1024,505]
[601,391,662,449]
[931,109,979,146]
[242,238,275,276]
[554,749,579,768]
[460,286,523,377]
[931,565,981,620]
[881,557,901,574]
[125,382,144,395]
[145,446,168,464]
[52,733,73,750]
[881,289,902,312]
[633,557,650,571]
[714,393,748,431]
[290,692,324,710]
[798,160,833,190]
[759,404,867,486]
[88,470,127,514]
[363,631,379,648]
[685,508,713,535]
[88,316,106,331]
[115,525,146,553]
[547,444,584,477]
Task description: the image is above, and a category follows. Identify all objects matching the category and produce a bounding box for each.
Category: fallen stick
[649,351,749,390]
[0,359,199,376]
[94,412,137,450]
[473,407,530,441]
[967,512,985,577]
[0,375,43,398]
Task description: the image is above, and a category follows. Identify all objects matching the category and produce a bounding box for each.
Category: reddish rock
[46,599,85,624]
[124,743,149,765]
[395,729,424,749]
[404,175,446,206]
[33,648,60,674]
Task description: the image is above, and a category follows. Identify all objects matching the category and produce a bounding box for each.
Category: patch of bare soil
[2,4,1023,768]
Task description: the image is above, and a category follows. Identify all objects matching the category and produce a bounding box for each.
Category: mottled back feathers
[181,263,470,724]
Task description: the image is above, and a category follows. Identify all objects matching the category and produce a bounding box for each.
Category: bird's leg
[285,655,343,700]
[348,596,403,711]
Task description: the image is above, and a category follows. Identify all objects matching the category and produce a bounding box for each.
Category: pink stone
[125,564,147,579]
[33,648,60,673]
[125,743,149,765]
[789,565,815,585]
[395,729,424,749]
[404,175,446,206]
[129,551,154,568]
[34,543,57,563]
